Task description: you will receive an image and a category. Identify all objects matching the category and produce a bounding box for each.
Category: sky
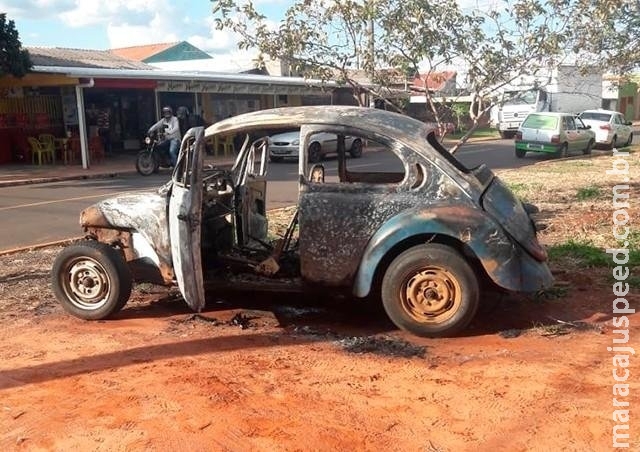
[0,0,497,73]
[0,0,294,71]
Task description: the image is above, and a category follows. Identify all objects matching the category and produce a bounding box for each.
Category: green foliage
[548,240,640,268]
[0,14,32,78]
[575,185,602,201]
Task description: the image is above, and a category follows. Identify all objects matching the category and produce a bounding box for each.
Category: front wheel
[51,241,133,320]
[381,244,479,337]
[515,148,526,158]
[135,149,158,176]
[625,133,633,147]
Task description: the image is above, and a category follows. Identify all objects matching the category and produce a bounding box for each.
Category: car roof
[205,106,435,144]
[580,109,619,115]
[525,112,573,118]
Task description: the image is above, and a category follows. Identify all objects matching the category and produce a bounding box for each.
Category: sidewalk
[0,152,237,188]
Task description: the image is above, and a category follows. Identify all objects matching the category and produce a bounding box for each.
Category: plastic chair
[214,135,235,157]
[27,137,55,165]
[88,136,105,164]
[38,133,58,159]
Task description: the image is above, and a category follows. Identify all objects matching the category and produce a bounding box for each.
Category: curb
[0,236,83,257]
[0,170,135,188]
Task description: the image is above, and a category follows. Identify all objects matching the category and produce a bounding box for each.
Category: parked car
[269,130,363,162]
[515,112,595,158]
[577,109,633,149]
[51,106,553,338]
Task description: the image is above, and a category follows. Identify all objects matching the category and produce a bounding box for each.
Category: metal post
[75,85,89,169]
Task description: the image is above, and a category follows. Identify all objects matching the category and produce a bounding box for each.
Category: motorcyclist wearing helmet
[147,106,181,166]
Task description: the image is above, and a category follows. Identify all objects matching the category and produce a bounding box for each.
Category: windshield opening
[504,89,538,106]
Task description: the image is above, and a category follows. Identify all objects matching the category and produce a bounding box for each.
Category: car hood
[269,131,300,143]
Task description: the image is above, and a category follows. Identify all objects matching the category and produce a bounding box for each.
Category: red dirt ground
[0,247,637,451]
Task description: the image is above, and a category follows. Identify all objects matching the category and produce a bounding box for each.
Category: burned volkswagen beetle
[51,106,553,337]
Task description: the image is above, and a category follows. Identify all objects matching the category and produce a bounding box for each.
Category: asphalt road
[0,137,588,252]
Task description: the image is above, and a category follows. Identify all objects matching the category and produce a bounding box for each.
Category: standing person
[147,106,181,166]
[176,106,191,137]
[97,107,111,154]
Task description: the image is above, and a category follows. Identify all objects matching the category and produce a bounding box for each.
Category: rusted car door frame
[232,136,269,247]
[168,127,206,311]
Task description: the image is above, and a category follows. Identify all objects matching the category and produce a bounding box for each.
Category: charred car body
[51,106,553,337]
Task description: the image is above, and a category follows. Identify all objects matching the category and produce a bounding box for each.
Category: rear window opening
[521,114,558,130]
[579,112,611,122]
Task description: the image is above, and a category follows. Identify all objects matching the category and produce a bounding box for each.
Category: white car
[578,109,633,149]
[269,131,363,162]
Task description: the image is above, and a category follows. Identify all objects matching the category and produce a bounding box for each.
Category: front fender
[352,206,553,297]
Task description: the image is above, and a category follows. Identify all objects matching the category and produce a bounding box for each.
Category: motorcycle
[135,129,173,176]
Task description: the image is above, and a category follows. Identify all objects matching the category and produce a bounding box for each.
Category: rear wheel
[515,148,526,158]
[608,135,617,150]
[136,150,158,176]
[52,241,133,320]
[349,139,363,158]
[558,143,568,158]
[583,139,593,155]
[381,244,480,337]
[308,142,322,163]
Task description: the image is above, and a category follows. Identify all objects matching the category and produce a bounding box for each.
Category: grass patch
[548,240,640,268]
[576,185,602,201]
[505,182,543,202]
[448,127,499,140]
[548,241,612,267]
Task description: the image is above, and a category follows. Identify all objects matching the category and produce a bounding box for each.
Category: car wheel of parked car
[583,139,594,155]
[381,244,480,338]
[608,136,617,150]
[558,143,568,158]
[308,142,322,163]
[349,139,363,158]
[51,240,133,320]
[270,156,284,163]
[625,133,633,147]
[515,149,526,158]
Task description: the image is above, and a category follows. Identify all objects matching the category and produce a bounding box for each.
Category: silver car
[578,109,633,149]
[515,112,595,158]
[269,130,363,162]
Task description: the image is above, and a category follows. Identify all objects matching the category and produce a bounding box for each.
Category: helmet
[162,106,173,116]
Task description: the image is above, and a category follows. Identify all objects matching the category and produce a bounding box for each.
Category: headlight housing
[145,136,151,145]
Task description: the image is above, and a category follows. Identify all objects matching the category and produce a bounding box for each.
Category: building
[0,46,344,167]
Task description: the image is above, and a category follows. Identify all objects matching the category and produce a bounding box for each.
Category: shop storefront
[0,73,77,164]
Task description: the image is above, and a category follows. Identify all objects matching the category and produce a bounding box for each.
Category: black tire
[625,133,633,147]
[308,142,322,163]
[51,241,133,320]
[583,139,593,155]
[515,148,526,158]
[349,139,363,158]
[270,156,284,163]
[136,150,158,176]
[380,244,480,337]
[558,143,568,158]
[608,136,617,150]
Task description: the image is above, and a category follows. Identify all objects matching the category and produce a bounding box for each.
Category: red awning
[93,79,157,89]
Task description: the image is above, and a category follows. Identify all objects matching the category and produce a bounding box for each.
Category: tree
[0,14,32,78]
[564,0,640,75]
[211,0,611,153]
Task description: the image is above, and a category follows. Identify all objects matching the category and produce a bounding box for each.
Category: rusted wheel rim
[60,257,111,310]
[401,266,462,323]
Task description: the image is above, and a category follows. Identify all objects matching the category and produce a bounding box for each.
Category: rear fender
[352,206,543,297]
